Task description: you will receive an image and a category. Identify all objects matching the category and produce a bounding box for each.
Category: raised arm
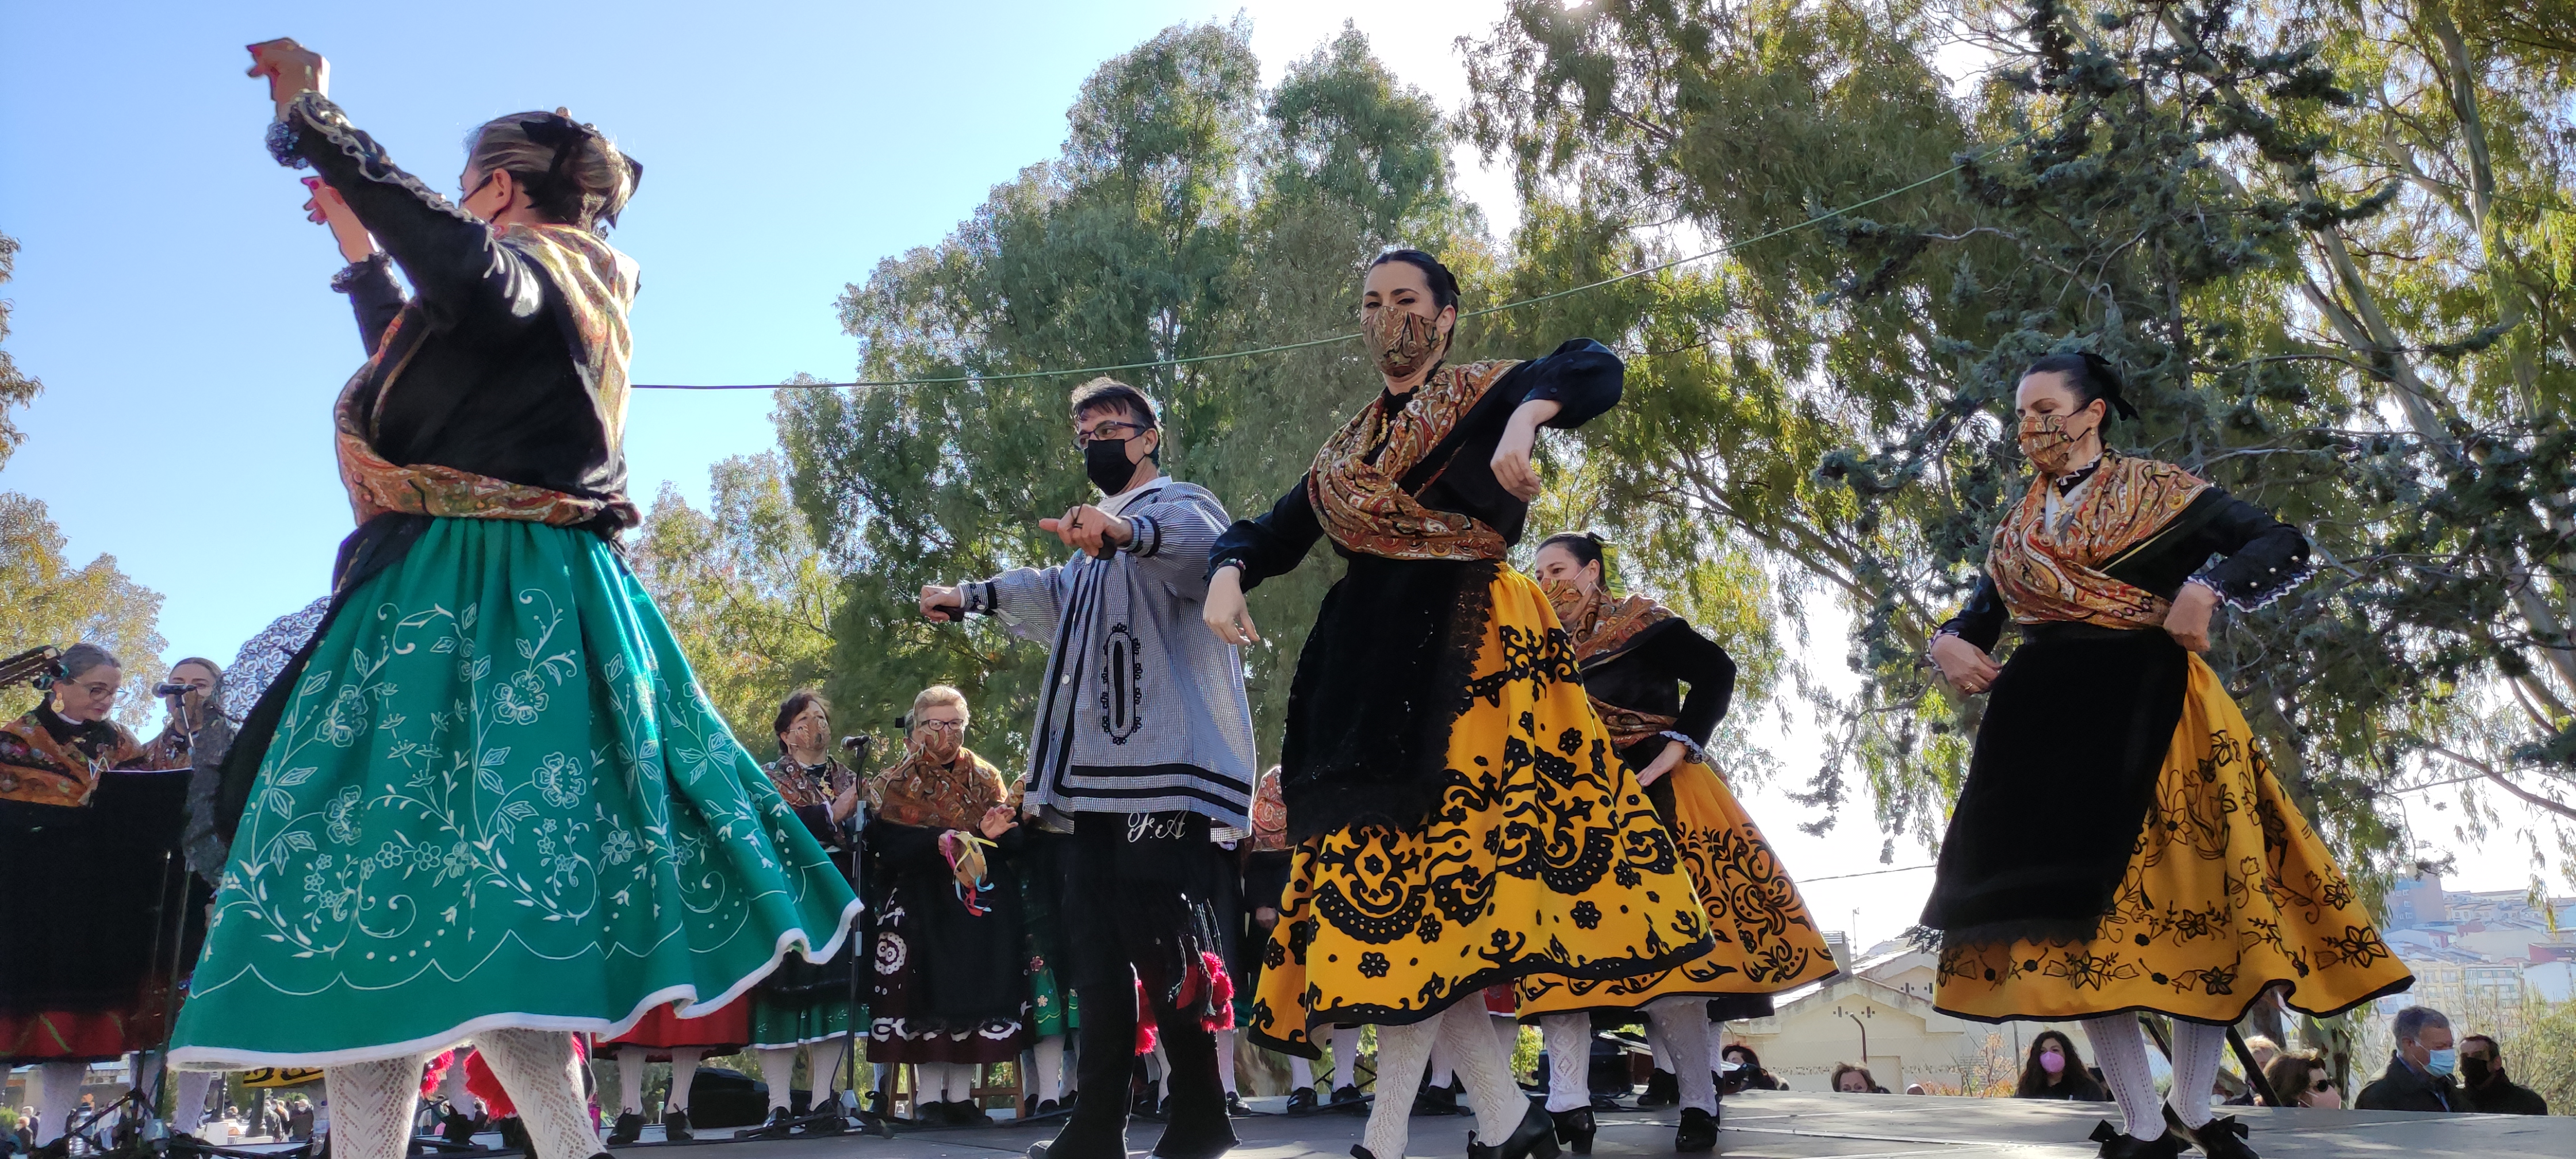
[961,562,1075,642]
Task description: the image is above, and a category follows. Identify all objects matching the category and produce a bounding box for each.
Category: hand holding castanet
[1929,633,2002,694]
[1202,565,1260,646]
[2163,581,2220,653]
[918,584,963,623]
[244,39,328,117]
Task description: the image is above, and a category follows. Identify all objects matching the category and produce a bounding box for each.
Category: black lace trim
[278,91,477,226]
[2191,557,2317,613]
[329,252,389,294]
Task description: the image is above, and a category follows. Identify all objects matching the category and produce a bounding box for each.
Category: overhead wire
[632,109,2076,393]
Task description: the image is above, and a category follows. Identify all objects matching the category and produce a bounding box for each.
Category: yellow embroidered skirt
[1933,655,2413,1024]
[1517,761,1835,1015]
[1246,570,1713,1054]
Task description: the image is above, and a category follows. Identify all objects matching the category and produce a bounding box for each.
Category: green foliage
[0,492,167,729]
[0,232,41,471]
[2513,996,2576,1118]
[777,20,1489,771]
[1466,0,2576,887]
[627,453,836,751]
[0,232,164,730]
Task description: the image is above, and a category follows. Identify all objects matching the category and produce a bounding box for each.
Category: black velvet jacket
[1210,339,1624,840]
[276,93,630,522]
[1581,619,1737,772]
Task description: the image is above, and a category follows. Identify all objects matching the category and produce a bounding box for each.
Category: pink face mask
[2040,1048,2067,1075]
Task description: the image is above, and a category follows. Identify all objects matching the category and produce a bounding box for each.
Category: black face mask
[1084,436,1141,494]
[2461,1057,2493,1085]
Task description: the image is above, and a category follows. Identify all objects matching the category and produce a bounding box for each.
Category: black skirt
[1918,624,2191,946]
[1279,557,1494,841]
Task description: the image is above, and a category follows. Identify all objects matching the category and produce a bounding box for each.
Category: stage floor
[592,1089,2572,1159]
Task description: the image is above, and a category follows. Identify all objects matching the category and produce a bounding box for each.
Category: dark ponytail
[1535,531,1607,571]
[1367,248,1461,312]
[2023,351,2138,421]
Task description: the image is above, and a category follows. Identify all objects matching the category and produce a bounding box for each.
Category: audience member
[2355,1006,2459,1112]
[2258,1050,2339,1109]
[1829,1064,1887,1094]
[2457,1034,2548,1115]
[1719,1045,1785,1094]
[1903,1084,1926,1095]
[2013,1029,2109,1101]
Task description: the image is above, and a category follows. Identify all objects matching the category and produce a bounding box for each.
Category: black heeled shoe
[1636,1069,1678,1108]
[2162,1108,2258,1159]
[1673,1107,1715,1153]
[2088,1120,2184,1159]
[606,1112,645,1146]
[1548,1106,1596,1156]
[1467,1101,1562,1159]
[662,1109,695,1142]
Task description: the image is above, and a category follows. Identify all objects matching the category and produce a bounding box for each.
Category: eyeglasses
[1073,420,1149,450]
[2310,1079,2335,1092]
[915,719,966,733]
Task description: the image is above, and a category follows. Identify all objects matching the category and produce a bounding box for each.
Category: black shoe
[662,1109,694,1142]
[1224,1092,1250,1117]
[1550,1106,1597,1156]
[1411,1083,1459,1117]
[1031,1107,1126,1159]
[607,1112,645,1146]
[1149,1097,1237,1159]
[1033,1099,1063,1118]
[2163,1110,2257,1159]
[1467,1100,1562,1159]
[1351,1149,1377,1159]
[1329,1085,1365,1114]
[864,1091,885,1115]
[499,1118,531,1153]
[1674,1107,1715,1153]
[1285,1087,1317,1116]
[439,1110,478,1147]
[1636,1069,1679,1107]
[2089,1120,2186,1159]
[1586,1093,1622,1111]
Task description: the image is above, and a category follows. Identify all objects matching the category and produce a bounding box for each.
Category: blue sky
[1,1,2550,934]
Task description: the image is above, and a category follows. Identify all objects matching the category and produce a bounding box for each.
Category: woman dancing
[1519,532,1834,1152]
[1206,249,1713,1159]
[1920,352,2412,1159]
[171,41,861,1159]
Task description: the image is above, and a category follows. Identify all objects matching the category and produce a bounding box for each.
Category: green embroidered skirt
[170,518,861,1068]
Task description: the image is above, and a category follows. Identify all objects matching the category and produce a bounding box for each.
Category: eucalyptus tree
[776,21,1481,769]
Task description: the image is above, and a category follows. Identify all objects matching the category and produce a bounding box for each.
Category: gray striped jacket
[959,478,1256,838]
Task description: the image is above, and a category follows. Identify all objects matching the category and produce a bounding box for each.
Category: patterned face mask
[1539,576,1588,623]
[1364,306,1446,379]
[2017,408,2096,475]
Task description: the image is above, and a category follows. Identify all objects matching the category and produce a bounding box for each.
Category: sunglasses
[2309,1078,2336,1092]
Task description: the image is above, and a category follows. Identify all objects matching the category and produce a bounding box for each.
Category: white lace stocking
[2082,1015,2163,1142]
[667,1050,703,1114]
[1647,997,1714,1113]
[2167,1021,2228,1128]
[1362,1019,1439,1159]
[476,1028,603,1159]
[321,1054,428,1159]
[29,1061,85,1145]
[1437,1003,1528,1145]
[1541,1014,1590,1112]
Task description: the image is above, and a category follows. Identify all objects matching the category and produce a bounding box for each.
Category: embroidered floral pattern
[1932,655,2413,1024]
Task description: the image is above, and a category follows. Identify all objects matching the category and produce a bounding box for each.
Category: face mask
[1084,435,1141,494]
[2017,408,2095,475]
[1539,577,1588,621]
[2460,1057,2492,1085]
[2423,1047,2458,1077]
[1364,306,1446,379]
[2039,1049,2066,1075]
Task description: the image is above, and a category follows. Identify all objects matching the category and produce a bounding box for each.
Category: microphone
[155,682,197,698]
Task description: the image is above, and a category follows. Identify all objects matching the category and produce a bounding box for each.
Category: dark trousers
[1046,814,1236,1159]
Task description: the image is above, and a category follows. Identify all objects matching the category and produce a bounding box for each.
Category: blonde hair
[912,685,969,720]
